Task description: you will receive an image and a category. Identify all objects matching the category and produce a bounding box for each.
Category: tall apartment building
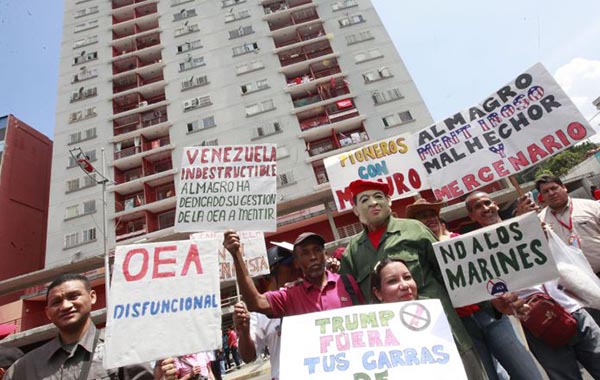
[0,115,52,283]
[46,0,434,267]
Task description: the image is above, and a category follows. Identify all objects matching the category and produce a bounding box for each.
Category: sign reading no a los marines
[433,212,559,308]
[175,144,277,232]
[104,240,221,369]
[414,63,596,202]
[280,301,467,380]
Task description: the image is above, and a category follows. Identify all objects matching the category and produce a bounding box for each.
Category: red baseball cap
[347,179,392,200]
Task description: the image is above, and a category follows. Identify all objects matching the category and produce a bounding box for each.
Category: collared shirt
[340,217,473,354]
[250,312,281,380]
[5,324,153,380]
[174,352,211,378]
[265,270,361,318]
[539,197,600,272]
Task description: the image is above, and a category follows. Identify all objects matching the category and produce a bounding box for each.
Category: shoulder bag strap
[78,327,101,380]
[341,274,362,305]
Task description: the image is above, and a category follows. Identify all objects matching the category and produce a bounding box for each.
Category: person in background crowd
[339,179,486,380]
[210,350,223,380]
[223,230,363,318]
[226,328,241,369]
[0,346,23,379]
[221,332,231,371]
[461,192,544,380]
[4,273,155,380]
[171,352,214,380]
[517,174,600,323]
[233,242,301,380]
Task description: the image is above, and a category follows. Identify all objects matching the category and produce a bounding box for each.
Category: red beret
[347,179,392,199]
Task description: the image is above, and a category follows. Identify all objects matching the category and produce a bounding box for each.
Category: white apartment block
[46,0,434,268]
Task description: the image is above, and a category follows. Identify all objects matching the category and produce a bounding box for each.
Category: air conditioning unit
[139,101,148,107]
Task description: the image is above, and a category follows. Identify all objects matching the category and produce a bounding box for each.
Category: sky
[1,0,600,141]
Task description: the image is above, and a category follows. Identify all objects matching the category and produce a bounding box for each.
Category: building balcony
[113,135,170,160]
[112,50,162,75]
[113,106,168,137]
[114,180,175,217]
[113,69,164,94]
[278,40,333,67]
[291,79,350,108]
[112,137,173,171]
[112,2,157,25]
[262,0,312,16]
[112,90,166,115]
[266,5,318,32]
[305,126,369,159]
[112,157,174,192]
[112,15,158,40]
[112,32,161,57]
[273,23,325,49]
[115,208,175,242]
[112,0,151,10]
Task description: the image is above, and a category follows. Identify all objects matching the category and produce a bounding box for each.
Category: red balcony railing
[112,3,157,25]
[112,33,161,57]
[113,107,167,136]
[112,0,149,10]
[113,72,164,94]
[278,41,333,67]
[268,7,318,32]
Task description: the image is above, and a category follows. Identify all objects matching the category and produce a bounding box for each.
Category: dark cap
[0,346,24,368]
[347,179,392,200]
[267,245,293,269]
[293,232,326,251]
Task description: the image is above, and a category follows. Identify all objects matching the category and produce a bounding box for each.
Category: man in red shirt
[226,327,241,369]
[223,231,363,318]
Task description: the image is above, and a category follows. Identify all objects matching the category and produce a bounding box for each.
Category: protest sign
[414,63,596,201]
[324,133,429,211]
[191,231,269,282]
[280,301,467,380]
[104,240,221,369]
[175,144,277,232]
[433,212,559,308]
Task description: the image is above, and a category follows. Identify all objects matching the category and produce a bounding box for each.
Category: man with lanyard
[5,273,154,380]
[232,242,300,380]
[223,230,363,318]
[339,179,487,380]
[517,174,600,323]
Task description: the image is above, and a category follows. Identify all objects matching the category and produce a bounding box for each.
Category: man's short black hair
[535,175,563,192]
[46,273,92,301]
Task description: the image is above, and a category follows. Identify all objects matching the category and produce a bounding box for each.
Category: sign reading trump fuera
[175,144,277,232]
[280,301,467,380]
[104,240,221,368]
[414,63,596,201]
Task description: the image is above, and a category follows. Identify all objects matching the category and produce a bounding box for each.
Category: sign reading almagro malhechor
[175,144,277,232]
[433,212,559,308]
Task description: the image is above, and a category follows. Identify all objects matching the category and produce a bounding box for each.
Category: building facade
[46,0,435,267]
[0,115,52,283]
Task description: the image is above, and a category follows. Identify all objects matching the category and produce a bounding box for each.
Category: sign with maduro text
[433,212,559,308]
[175,144,277,232]
[191,231,269,283]
[279,301,467,380]
[104,241,221,368]
[324,133,429,211]
[414,63,596,201]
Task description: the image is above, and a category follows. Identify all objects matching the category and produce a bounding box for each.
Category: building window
[65,174,97,193]
[73,51,98,65]
[229,25,254,39]
[70,86,97,102]
[222,0,247,8]
[173,8,197,21]
[225,9,250,23]
[68,107,97,123]
[382,111,414,127]
[82,228,97,243]
[176,39,202,53]
[179,55,205,72]
[171,0,194,6]
[277,145,290,159]
[362,67,392,83]
[372,88,403,105]
[64,200,96,220]
[277,171,295,187]
[236,60,264,75]
[64,232,79,248]
[232,42,259,57]
[74,20,99,33]
[251,121,281,140]
[65,205,79,219]
[72,68,98,83]
[245,99,275,116]
[241,79,269,95]
[183,95,212,111]
[175,23,200,37]
[158,210,176,229]
[74,5,99,18]
[68,128,97,145]
[73,35,98,49]
[199,138,219,146]
[181,75,209,91]
[338,14,365,28]
[187,116,216,133]
[346,30,374,45]
[331,0,358,11]
[354,49,383,64]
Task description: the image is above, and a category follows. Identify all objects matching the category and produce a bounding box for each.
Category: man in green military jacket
[339,179,487,380]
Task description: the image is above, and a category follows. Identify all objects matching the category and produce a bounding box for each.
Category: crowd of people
[1,176,599,380]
